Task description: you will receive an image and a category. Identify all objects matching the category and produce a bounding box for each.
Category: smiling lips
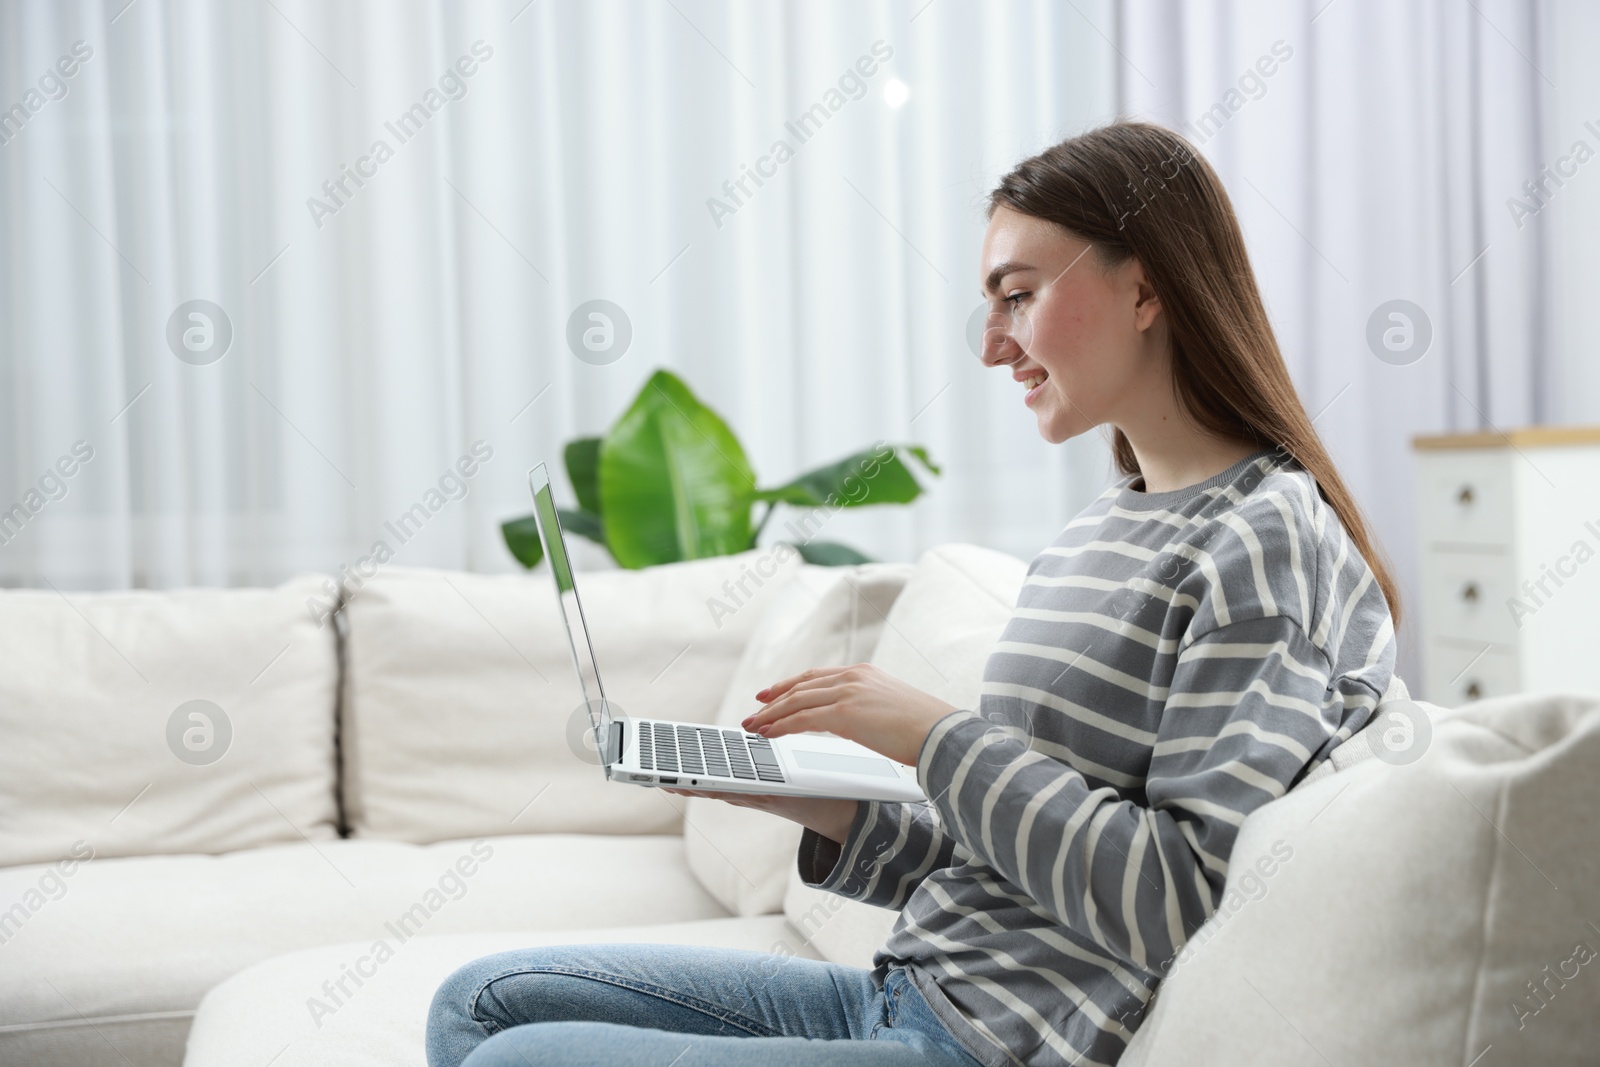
[1015,368,1049,400]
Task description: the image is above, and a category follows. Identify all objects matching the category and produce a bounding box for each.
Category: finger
[744,682,847,732]
[756,665,847,704]
[759,706,827,740]
[755,671,810,703]
[763,666,867,709]
[745,674,853,727]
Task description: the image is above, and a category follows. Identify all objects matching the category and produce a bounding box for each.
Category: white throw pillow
[781,543,1028,966]
[0,575,339,867]
[340,551,800,842]
[867,543,1027,713]
[684,562,915,917]
[1121,692,1600,1067]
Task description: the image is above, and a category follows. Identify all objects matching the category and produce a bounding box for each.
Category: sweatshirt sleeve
[914,612,1385,975]
[797,795,966,910]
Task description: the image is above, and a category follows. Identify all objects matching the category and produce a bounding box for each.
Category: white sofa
[4,545,1598,1067]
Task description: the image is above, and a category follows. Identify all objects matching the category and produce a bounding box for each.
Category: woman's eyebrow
[982,261,1033,297]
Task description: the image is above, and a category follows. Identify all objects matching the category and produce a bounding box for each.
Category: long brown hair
[987,120,1403,630]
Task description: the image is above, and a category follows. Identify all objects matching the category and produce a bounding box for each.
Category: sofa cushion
[782,543,1028,967]
[867,542,1027,714]
[0,575,339,868]
[783,861,901,970]
[0,834,727,1067]
[684,561,914,916]
[340,552,801,843]
[184,918,820,1067]
[1120,692,1600,1067]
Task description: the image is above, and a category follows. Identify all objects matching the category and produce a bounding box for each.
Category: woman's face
[977,205,1165,444]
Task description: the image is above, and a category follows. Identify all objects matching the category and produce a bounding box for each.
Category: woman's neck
[1124,430,1263,495]
[1110,331,1263,495]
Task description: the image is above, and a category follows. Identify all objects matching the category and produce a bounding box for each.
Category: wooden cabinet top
[1412,425,1600,450]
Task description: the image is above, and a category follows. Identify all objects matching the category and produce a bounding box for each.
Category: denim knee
[426,956,502,1067]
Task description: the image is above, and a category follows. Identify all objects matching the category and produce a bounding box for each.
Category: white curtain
[1114,0,1562,691]
[5,0,1588,696]
[0,0,1116,591]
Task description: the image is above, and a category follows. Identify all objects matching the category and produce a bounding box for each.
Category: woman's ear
[1127,257,1162,332]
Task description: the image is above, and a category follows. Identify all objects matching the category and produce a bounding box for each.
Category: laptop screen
[528,463,613,768]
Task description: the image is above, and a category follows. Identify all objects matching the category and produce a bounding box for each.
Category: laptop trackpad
[789,748,900,779]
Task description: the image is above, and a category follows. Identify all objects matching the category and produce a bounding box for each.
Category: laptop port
[660,776,678,784]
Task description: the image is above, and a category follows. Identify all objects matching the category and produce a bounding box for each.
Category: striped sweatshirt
[797,446,1396,1067]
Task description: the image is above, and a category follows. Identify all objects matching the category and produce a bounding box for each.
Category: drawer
[1420,549,1518,647]
[1414,450,1514,548]
[1424,639,1520,706]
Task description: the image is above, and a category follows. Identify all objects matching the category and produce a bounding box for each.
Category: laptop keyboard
[636,721,786,784]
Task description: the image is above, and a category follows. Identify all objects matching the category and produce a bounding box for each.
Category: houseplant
[502,368,940,569]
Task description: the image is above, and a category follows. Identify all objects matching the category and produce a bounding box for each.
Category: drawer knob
[1456,485,1476,506]
[1464,680,1483,700]
[1460,582,1480,603]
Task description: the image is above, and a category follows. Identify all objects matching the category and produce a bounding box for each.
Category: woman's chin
[1042,427,1075,445]
[1034,406,1092,445]
[1035,419,1071,445]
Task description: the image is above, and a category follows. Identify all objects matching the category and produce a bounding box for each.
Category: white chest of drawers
[1413,427,1600,704]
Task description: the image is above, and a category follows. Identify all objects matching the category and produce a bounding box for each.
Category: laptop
[528,463,926,802]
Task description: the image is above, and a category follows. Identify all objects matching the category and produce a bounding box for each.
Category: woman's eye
[1005,292,1030,307]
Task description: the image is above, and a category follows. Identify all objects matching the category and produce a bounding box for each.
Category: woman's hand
[741,663,958,767]
[659,664,954,845]
[659,789,859,845]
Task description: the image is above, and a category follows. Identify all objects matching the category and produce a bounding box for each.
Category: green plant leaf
[500,508,607,569]
[564,437,604,516]
[501,515,544,569]
[558,507,605,544]
[791,540,875,566]
[753,444,939,507]
[599,368,758,568]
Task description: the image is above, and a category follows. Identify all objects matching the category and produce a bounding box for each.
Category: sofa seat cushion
[0,834,727,1067]
[184,917,820,1067]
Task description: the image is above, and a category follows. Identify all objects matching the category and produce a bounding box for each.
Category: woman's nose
[978,308,1022,366]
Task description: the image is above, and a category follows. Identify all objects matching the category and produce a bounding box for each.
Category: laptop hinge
[604,718,624,766]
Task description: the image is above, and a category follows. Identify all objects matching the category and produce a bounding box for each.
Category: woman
[426,120,1399,1067]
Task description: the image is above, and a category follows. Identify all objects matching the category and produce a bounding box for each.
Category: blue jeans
[426,942,989,1066]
